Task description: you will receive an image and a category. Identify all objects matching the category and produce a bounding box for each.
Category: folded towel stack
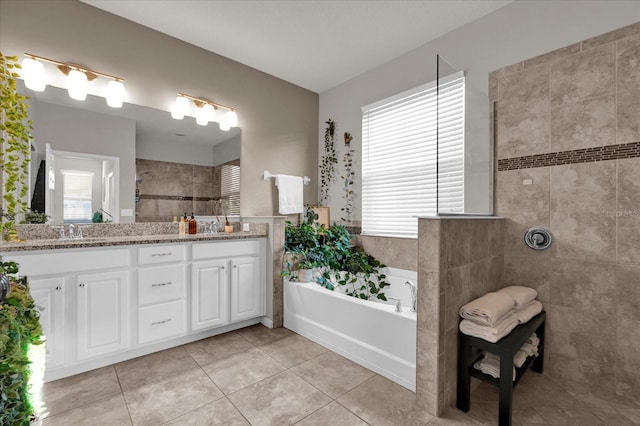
[458,286,543,343]
[475,332,541,379]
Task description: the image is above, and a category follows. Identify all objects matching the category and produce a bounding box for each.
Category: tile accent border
[498,141,640,171]
[139,194,220,202]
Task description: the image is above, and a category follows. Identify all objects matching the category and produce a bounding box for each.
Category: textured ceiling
[83,0,511,93]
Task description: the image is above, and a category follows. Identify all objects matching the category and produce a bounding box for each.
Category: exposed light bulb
[171,95,190,120]
[219,115,231,131]
[67,69,88,101]
[106,80,126,108]
[21,58,46,91]
[195,106,208,126]
[203,104,216,122]
[226,110,238,127]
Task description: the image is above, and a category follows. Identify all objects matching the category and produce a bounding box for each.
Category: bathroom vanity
[3,233,267,381]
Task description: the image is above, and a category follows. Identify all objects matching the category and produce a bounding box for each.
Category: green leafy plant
[283,207,390,300]
[0,256,43,425]
[23,209,48,224]
[0,53,33,241]
[340,132,355,223]
[319,118,337,206]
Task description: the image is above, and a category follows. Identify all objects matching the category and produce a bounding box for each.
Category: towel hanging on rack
[275,174,304,214]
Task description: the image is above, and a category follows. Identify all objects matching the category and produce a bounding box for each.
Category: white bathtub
[284,267,417,391]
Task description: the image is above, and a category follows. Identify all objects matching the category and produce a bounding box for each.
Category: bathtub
[284,267,417,391]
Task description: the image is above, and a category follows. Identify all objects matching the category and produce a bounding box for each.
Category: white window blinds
[361,71,465,238]
[221,164,240,216]
[62,170,94,222]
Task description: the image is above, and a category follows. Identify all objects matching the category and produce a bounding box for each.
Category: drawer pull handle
[151,318,172,326]
[151,252,173,257]
[151,281,172,287]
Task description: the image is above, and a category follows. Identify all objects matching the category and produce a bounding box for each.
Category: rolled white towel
[519,342,539,357]
[459,292,515,326]
[515,300,543,324]
[459,312,520,343]
[497,286,537,309]
[513,350,528,368]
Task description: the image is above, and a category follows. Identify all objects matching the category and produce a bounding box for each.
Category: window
[221,163,240,216]
[361,71,465,238]
[62,170,94,223]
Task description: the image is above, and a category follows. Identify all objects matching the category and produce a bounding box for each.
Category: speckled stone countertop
[0,223,268,252]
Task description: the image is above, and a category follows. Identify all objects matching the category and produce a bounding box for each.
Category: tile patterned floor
[40,325,640,426]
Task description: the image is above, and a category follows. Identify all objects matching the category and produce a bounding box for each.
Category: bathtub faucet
[388,297,402,312]
[405,281,417,312]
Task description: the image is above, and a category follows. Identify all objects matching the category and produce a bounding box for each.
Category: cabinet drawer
[138,300,186,344]
[6,247,129,276]
[138,264,186,305]
[138,244,185,265]
[192,240,260,260]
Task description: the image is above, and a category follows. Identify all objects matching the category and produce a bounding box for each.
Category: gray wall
[136,135,216,167]
[35,101,135,222]
[319,0,640,221]
[0,0,319,217]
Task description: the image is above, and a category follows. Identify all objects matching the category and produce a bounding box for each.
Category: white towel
[514,350,528,368]
[515,300,543,324]
[275,174,304,215]
[497,286,537,309]
[459,292,515,326]
[459,312,520,343]
[519,342,539,357]
[473,353,516,381]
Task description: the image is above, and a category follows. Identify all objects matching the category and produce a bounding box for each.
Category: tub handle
[388,297,402,312]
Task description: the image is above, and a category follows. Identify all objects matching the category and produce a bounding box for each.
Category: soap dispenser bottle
[189,212,197,234]
[179,213,186,236]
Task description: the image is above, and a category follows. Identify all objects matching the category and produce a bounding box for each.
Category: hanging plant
[340,132,355,223]
[319,118,337,205]
[0,53,32,241]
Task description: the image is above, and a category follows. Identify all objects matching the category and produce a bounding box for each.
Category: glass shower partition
[436,54,493,216]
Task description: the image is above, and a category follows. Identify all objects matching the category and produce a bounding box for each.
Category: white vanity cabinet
[76,270,130,360]
[136,244,187,344]
[191,239,265,330]
[29,277,66,369]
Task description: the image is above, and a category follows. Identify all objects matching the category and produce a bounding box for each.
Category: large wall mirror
[20,81,241,224]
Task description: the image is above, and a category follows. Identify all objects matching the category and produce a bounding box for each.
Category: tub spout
[388,297,402,312]
[405,280,417,312]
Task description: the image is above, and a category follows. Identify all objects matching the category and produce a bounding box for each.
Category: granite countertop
[0,231,268,252]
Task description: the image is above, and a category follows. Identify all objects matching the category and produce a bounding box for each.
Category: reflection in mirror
[20,81,241,224]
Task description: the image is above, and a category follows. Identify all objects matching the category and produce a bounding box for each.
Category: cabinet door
[230,256,262,322]
[191,260,227,331]
[29,277,66,369]
[77,270,130,360]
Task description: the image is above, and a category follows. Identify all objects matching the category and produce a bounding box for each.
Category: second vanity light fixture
[171,92,238,131]
[21,53,126,108]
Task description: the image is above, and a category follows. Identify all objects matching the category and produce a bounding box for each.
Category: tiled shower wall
[492,22,640,400]
[416,217,504,415]
[135,158,225,222]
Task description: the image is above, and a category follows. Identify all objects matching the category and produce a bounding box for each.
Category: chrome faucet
[388,297,402,312]
[68,224,76,239]
[405,280,417,312]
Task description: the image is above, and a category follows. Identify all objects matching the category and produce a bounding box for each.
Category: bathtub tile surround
[492,21,640,401]
[416,217,505,414]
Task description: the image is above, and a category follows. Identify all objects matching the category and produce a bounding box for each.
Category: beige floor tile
[291,351,375,398]
[259,334,328,368]
[338,375,433,426]
[201,347,286,394]
[42,366,122,416]
[592,405,638,426]
[184,331,254,366]
[163,398,250,425]
[115,346,198,391]
[124,367,223,425]
[295,401,368,426]
[41,395,131,426]
[512,406,547,424]
[425,408,484,425]
[537,404,606,425]
[620,409,640,424]
[228,370,331,426]
[237,324,294,346]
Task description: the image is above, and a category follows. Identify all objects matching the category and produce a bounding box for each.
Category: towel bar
[263,170,310,184]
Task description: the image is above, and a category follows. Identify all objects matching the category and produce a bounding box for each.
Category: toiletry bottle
[225,216,233,234]
[179,213,186,236]
[189,212,197,234]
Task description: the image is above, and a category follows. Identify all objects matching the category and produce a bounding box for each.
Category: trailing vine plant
[340,132,355,223]
[0,53,32,241]
[319,118,337,205]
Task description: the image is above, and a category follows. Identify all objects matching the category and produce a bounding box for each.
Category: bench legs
[499,355,514,426]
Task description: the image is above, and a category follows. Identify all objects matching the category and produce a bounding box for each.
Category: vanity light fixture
[21,53,126,107]
[170,92,238,131]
